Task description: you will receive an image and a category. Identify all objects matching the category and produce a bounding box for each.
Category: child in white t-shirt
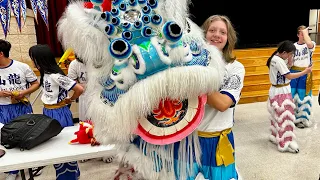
[266,40,312,153]
[68,57,88,121]
[29,44,84,180]
[0,39,40,180]
[290,25,316,128]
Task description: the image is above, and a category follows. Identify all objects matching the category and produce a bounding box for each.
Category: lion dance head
[58,0,224,146]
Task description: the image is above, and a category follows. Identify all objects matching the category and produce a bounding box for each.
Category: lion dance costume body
[58,0,226,179]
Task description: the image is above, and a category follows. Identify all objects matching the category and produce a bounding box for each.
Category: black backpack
[1,114,63,150]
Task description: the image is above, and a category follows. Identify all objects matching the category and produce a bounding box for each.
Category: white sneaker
[6,174,17,180]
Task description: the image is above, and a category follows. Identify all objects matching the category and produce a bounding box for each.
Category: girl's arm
[207,64,245,112]
[207,92,234,112]
[301,28,314,49]
[65,84,83,104]
[285,66,312,80]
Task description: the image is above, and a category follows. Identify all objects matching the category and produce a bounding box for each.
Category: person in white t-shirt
[266,40,312,153]
[67,57,88,121]
[184,15,245,180]
[0,40,40,180]
[29,44,83,180]
[0,40,39,123]
[290,25,316,128]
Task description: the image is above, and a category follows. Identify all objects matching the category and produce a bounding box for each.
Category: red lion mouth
[135,95,207,145]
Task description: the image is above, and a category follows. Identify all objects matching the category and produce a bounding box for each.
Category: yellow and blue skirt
[132,128,238,180]
[290,66,312,126]
[174,129,238,180]
[43,100,74,127]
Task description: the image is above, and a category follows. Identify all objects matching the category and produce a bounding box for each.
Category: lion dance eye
[162,21,182,43]
[109,39,133,59]
[122,31,133,41]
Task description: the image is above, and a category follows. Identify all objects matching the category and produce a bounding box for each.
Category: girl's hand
[304,65,312,74]
[65,97,75,104]
[0,91,11,97]
[12,90,26,100]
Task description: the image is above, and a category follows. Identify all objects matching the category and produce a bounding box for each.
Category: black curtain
[26,0,68,57]
[189,1,312,49]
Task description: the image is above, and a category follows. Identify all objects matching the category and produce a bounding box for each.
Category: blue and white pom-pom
[109,39,133,60]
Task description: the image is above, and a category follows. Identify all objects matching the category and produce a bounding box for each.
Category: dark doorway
[188,1,311,49]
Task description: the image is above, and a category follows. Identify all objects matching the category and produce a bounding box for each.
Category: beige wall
[0,8,37,67]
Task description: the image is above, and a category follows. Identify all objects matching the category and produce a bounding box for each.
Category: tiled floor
[1,93,319,180]
[234,96,320,180]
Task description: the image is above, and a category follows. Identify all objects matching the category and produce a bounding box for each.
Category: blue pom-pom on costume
[109,39,133,59]
[142,5,151,14]
[101,12,111,22]
[162,21,182,43]
[122,31,133,41]
[105,24,117,36]
[121,22,131,29]
[147,0,158,9]
[111,17,121,26]
[151,14,162,25]
[134,21,143,29]
[119,3,127,11]
[111,8,120,16]
[142,15,151,24]
[141,26,153,37]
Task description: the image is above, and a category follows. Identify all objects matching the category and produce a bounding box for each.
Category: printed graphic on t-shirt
[44,80,54,99]
[294,47,309,62]
[221,74,242,90]
[276,71,285,84]
[44,80,53,92]
[0,73,24,91]
[58,87,68,102]
[57,75,73,89]
[79,72,86,82]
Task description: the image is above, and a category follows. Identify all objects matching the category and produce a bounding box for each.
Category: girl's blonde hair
[201,15,237,63]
